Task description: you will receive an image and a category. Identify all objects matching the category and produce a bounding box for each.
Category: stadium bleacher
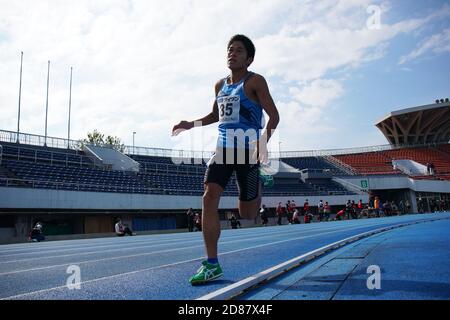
[383,146,450,179]
[3,140,448,195]
[4,142,450,196]
[306,179,352,195]
[1,159,151,193]
[0,141,356,196]
[332,144,450,180]
[333,151,401,175]
[281,156,347,175]
[1,142,94,167]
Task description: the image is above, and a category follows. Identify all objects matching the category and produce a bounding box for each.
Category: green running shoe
[189,260,223,285]
[259,164,274,188]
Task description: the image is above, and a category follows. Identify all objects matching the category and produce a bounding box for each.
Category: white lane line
[1,214,432,256]
[0,235,208,257]
[0,223,391,300]
[0,237,205,261]
[197,217,449,300]
[0,221,370,265]
[1,215,436,273]
[0,216,415,261]
[0,216,442,276]
[0,224,364,276]
[2,214,420,254]
[0,221,343,257]
[2,213,442,252]
[0,224,320,261]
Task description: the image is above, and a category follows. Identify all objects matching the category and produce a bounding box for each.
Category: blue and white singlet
[216,72,265,150]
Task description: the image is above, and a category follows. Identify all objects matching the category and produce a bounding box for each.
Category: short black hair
[228,34,255,59]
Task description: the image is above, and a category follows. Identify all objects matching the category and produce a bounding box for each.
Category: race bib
[217,95,240,124]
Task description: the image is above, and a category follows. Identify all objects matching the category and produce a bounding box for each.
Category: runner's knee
[203,184,222,203]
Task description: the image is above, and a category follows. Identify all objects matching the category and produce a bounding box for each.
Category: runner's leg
[202,182,223,259]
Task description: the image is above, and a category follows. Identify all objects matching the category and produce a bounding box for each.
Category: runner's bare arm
[172,80,222,134]
[253,74,279,143]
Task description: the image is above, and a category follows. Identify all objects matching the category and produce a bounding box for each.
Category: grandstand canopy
[375,101,450,145]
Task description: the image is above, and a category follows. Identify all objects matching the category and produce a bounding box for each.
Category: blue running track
[0,213,449,300]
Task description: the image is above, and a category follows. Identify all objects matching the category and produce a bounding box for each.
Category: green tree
[105,135,126,152]
[81,130,125,152]
[85,129,105,145]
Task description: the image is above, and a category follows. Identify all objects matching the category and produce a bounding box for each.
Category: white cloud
[399,28,450,64]
[289,79,344,107]
[0,0,447,152]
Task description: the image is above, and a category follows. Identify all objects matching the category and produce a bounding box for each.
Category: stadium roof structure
[375,101,450,145]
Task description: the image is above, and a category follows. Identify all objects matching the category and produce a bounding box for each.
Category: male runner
[172,34,280,285]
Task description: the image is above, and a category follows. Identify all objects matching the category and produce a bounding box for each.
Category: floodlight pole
[16,51,23,143]
[67,66,73,148]
[44,60,50,147]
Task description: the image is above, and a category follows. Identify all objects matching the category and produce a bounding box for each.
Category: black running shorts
[204,148,260,201]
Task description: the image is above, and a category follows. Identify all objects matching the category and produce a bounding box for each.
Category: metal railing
[1,128,447,160]
[0,177,155,193]
[0,176,354,197]
[0,145,96,168]
[0,129,81,150]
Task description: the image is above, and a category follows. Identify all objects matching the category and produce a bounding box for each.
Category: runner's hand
[250,139,269,164]
[172,121,193,136]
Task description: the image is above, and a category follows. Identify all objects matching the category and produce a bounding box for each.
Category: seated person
[194,214,202,232]
[335,209,345,221]
[115,219,134,236]
[29,222,45,242]
[292,209,301,224]
[260,205,269,226]
[228,214,241,229]
[304,211,313,223]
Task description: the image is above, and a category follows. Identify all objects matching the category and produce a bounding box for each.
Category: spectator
[115,219,134,237]
[435,199,441,212]
[399,200,405,215]
[303,199,309,214]
[260,205,269,226]
[318,200,324,221]
[357,199,363,216]
[286,200,293,224]
[291,200,297,212]
[324,201,331,221]
[439,198,445,212]
[405,199,411,213]
[374,196,381,216]
[187,208,195,232]
[369,197,374,209]
[276,202,284,225]
[194,213,202,231]
[335,209,345,221]
[383,200,391,216]
[430,199,437,213]
[292,209,301,224]
[391,202,399,215]
[29,222,45,242]
[351,200,357,219]
[345,200,352,219]
[229,214,241,229]
[304,211,313,223]
[430,163,435,175]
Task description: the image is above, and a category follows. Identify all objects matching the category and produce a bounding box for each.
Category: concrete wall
[339,176,450,193]
[0,187,367,210]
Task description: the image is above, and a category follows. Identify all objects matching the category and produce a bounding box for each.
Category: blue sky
[0,0,449,153]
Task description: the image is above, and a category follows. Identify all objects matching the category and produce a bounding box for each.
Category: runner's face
[227,41,252,70]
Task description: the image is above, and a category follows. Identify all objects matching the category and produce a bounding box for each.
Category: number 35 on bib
[218,95,240,124]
